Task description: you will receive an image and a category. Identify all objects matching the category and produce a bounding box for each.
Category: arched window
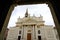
[38,30,40,34]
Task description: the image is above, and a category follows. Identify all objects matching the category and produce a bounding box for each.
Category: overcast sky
[7,4,55,28]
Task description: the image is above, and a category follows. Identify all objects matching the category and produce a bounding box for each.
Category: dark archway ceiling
[0,0,60,32]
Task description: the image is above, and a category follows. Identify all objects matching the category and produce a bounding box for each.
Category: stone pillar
[35,25,37,40]
[33,25,34,40]
[0,4,17,40]
[22,25,24,39]
[34,25,35,39]
[47,2,60,39]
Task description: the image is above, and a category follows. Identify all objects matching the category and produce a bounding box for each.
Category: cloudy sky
[7,4,55,28]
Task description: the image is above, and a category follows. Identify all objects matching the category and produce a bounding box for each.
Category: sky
[7,4,55,28]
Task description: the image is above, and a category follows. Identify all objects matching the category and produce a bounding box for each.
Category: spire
[25,8,28,17]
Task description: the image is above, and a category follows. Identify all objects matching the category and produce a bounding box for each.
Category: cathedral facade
[6,9,58,40]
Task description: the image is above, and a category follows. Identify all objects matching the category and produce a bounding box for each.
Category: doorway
[27,33,31,40]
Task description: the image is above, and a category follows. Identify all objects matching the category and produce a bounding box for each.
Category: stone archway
[0,1,60,40]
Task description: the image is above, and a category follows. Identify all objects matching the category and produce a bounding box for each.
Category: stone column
[22,25,24,39]
[33,25,34,40]
[35,25,37,40]
[34,25,36,39]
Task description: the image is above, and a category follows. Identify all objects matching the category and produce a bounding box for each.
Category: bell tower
[25,8,28,17]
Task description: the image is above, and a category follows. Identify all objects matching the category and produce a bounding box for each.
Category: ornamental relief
[22,18,37,23]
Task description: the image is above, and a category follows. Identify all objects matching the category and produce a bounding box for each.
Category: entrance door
[27,33,31,40]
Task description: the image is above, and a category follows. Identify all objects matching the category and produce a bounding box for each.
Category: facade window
[19,31,21,34]
[18,36,21,40]
[38,30,40,34]
[38,36,41,40]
